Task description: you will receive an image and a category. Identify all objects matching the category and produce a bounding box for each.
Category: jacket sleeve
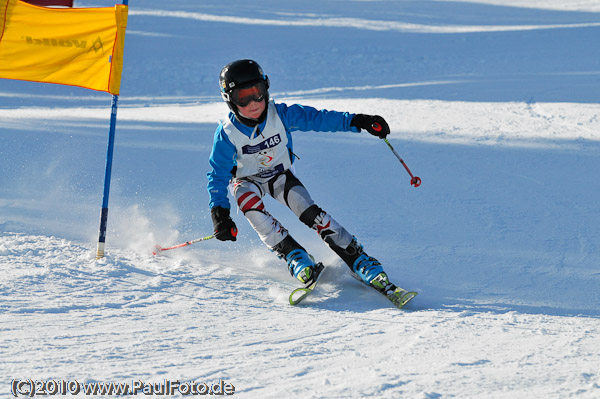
[206,124,237,209]
[275,102,360,133]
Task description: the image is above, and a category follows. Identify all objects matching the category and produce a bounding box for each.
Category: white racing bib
[223,102,292,181]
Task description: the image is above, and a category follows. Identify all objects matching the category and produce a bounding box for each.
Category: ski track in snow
[2,0,600,398]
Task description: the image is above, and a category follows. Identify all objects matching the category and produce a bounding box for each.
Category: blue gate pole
[96,94,119,259]
[95,0,129,260]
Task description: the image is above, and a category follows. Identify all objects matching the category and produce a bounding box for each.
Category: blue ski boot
[273,235,316,284]
[328,236,387,289]
[351,250,418,308]
[352,253,385,289]
[328,237,417,308]
[285,248,316,284]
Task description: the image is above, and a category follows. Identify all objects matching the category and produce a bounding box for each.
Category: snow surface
[1,0,600,398]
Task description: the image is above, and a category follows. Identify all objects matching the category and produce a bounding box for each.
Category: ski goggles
[231,82,267,107]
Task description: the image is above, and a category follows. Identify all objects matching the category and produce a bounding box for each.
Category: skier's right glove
[351,114,390,139]
[211,206,238,241]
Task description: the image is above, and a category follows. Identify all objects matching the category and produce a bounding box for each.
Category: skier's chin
[240,109,262,119]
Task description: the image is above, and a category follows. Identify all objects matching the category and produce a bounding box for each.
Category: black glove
[351,114,390,139]
[211,206,238,241]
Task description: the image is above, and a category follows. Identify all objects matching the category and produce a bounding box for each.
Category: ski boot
[332,237,417,308]
[273,236,316,284]
[286,249,316,284]
[352,253,385,288]
[329,236,384,287]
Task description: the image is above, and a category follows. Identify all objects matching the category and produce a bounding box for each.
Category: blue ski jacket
[207,101,359,209]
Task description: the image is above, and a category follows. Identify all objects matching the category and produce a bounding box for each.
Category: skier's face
[234,83,266,120]
[238,97,266,120]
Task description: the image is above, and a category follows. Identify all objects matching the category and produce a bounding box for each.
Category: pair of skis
[289,263,417,309]
[154,239,417,309]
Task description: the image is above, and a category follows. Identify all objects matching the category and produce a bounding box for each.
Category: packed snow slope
[1,1,600,398]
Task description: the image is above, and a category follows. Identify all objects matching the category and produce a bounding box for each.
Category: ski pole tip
[151,244,163,256]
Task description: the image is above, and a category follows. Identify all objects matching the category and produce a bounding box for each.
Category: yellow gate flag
[0,0,128,95]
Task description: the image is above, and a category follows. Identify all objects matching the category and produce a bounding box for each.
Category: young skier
[207,59,412,306]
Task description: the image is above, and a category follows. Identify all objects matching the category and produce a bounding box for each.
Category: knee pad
[300,204,339,243]
[299,204,324,229]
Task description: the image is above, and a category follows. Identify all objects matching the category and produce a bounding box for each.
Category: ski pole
[152,234,215,255]
[152,226,239,255]
[370,122,421,187]
[383,137,421,187]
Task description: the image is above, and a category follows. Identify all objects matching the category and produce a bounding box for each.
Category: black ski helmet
[219,59,270,125]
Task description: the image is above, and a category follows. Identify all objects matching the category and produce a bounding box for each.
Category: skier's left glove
[351,114,390,139]
[211,206,238,241]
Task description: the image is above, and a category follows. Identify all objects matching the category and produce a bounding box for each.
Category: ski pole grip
[371,122,382,132]
[231,227,238,237]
